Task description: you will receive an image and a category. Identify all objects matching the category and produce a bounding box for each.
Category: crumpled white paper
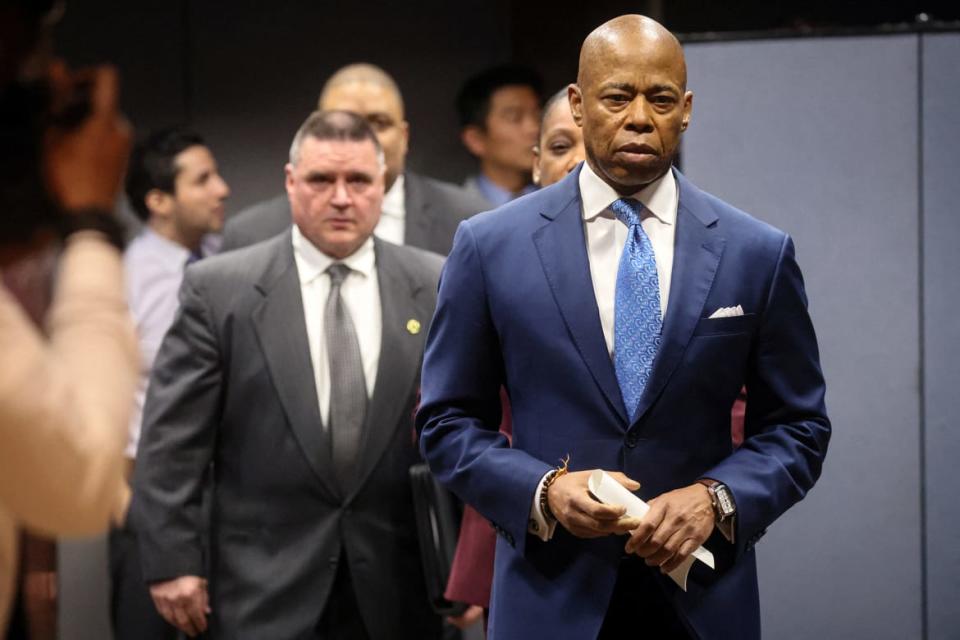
[587,470,714,591]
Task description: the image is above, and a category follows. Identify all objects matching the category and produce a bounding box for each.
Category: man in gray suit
[132,111,444,639]
[222,63,488,256]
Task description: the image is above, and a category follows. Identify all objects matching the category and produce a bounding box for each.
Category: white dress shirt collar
[381,174,405,220]
[291,225,376,285]
[291,225,381,426]
[374,174,406,246]
[579,161,678,225]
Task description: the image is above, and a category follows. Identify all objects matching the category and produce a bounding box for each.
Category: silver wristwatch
[705,481,736,522]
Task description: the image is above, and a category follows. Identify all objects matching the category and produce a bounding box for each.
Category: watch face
[715,486,736,517]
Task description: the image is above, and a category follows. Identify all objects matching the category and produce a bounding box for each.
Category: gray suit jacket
[461,175,493,210]
[221,171,489,256]
[131,232,444,639]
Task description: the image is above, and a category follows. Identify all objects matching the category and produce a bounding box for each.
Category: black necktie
[324,263,367,488]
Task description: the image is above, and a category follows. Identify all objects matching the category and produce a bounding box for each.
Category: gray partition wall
[921,33,960,640]
[684,33,959,639]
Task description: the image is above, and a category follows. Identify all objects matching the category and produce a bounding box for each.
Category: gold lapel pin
[406,318,421,335]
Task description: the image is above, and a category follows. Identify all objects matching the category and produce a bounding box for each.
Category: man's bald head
[319,63,405,116]
[578,15,687,92]
[569,14,692,193]
[318,63,409,190]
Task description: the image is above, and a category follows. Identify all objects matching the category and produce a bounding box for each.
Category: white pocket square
[708,305,744,319]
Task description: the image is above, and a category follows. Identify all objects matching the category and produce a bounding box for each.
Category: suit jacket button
[328,556,339,566]
[625,433,638,448]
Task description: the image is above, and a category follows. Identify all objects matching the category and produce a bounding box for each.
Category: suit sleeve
[219,220,250,252]
[704,235,831,557]
[0,233,137,535]
[132,268,222,582]
[417,221,551,554]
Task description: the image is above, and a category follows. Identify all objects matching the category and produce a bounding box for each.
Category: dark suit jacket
[132,232,444,639]
[221,171,488,255]
[417,165,830,639]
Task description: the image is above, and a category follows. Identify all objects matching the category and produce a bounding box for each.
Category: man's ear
[532,147,542,186]
[681,90,693,131]
[568,84,584,126]
[284,163,296,195]
[461,126,486,158]
[145,189,173,219]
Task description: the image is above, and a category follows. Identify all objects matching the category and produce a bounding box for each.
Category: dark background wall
[48,3,959,639]
[53,1,958,211]
[55,0,514,209]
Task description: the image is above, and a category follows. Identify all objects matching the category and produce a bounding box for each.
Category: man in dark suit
[222,64,488,256]
[418,15,830,640]
[132,110,444,639]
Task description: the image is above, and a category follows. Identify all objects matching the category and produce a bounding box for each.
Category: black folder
[409,463,468,617]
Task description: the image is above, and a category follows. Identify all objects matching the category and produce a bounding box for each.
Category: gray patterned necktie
[324,263,367,487]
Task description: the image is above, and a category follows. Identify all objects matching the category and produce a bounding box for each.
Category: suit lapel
[251,234,340,502]
[401,172,431,249]
[533,168,629,426]
[347,240,427,497]
[631,170,725,425]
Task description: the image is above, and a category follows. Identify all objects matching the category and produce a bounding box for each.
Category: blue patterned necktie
[611,197,662,421]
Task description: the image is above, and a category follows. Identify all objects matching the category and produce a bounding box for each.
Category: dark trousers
[108,524,179,640]
[597,557,694,640]
[4,589,26,640]
[315,554,371,640]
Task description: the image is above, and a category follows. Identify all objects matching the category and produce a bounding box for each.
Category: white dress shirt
[529,163,679,540]
[292,226,381,427]
[580,161,678,353]
[124,230,221,458]
[374,174,405,246]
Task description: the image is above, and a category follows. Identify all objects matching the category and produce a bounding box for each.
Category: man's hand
[43,62,132,212]
[624,483,715,573]
[446,604,484,630]
[547,470,643,538]
[149,575,210,637]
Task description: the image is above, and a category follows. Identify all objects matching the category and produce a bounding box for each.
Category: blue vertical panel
[683,36,921,639]
[922,32,960,640]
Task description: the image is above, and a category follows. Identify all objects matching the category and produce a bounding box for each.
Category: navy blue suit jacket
[417,165,830,639]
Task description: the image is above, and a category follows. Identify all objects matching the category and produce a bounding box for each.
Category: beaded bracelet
[539,454,571,522]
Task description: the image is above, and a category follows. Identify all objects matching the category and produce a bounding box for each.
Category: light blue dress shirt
[122,229,218,457]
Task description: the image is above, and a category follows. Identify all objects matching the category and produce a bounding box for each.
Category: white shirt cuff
[528,472,558,541]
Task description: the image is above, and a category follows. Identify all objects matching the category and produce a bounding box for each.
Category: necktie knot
[327,263,351,287]
[611,198,644,228]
